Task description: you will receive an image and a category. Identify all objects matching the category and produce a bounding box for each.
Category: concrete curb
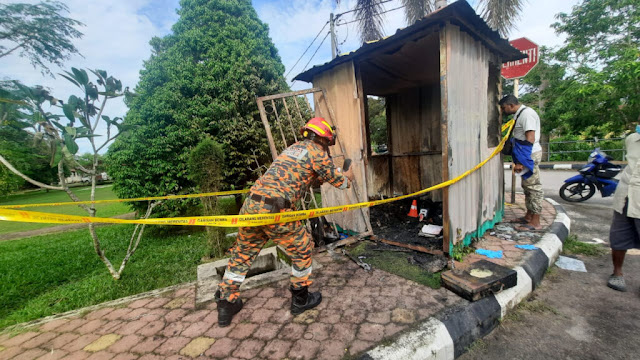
[360,198,570,360]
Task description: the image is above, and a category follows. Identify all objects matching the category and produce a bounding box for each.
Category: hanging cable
[336,18,349,47]
[284,21,329,80]
[337,5,406,26]
[335,0,395,17]
[291,31,331,85]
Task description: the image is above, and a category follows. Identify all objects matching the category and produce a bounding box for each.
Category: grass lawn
[349,241,442,289]
[0,224,214,330]
[562,234,605,256]
[0,185,131,234]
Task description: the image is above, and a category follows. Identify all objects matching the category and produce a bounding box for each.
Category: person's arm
[525,130,535,144]
[310,146,350,189]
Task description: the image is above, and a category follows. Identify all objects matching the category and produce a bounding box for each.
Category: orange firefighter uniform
[217,138,349,302]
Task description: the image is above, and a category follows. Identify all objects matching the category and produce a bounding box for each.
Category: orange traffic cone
[407,200,418,217]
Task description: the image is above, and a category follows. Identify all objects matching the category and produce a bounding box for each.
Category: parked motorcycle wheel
[559,181,596,202]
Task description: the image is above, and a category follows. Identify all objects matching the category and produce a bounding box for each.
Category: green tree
[367,96,387,146]
[76,153,106,174]
[107,0,288,216]
[545,0,640,137]
[0,126,57,195]
[512,0,640,138]
[0,83,58,194]
[0,1,83,76]
[0,68,153,280]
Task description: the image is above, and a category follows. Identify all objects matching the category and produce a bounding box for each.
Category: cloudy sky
[1,0,580,153]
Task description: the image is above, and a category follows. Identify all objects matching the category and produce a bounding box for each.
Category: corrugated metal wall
[444,24,503,249]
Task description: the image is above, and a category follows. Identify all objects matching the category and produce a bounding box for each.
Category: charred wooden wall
[442,23,504,250]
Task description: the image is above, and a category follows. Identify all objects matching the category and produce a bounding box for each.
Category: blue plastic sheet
[475,249,503,259]
[515,244,538,250]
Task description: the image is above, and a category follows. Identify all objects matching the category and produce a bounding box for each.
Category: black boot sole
[291,293,322,315]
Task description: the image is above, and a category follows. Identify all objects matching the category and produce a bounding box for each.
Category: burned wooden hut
[264,0,525,254]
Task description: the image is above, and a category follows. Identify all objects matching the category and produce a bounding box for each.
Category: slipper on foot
[607,275,627,292]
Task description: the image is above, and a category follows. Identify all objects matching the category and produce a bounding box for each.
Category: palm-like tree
[341,0,524,42]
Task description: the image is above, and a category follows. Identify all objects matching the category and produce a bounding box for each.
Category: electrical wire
[334,0,395,17]
[291,31,331,85]
[287,1,403,83]
[337,5,406,26]
[336,18,349,46]
[284,21,329,80]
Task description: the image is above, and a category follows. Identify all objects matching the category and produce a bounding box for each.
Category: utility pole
[511,78,519,204]
[330,13,337,59]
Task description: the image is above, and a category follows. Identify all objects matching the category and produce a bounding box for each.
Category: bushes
[187,137,230,259]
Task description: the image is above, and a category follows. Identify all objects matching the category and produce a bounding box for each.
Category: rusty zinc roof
[294,0,526,82]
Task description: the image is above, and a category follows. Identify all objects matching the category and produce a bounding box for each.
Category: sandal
[607,275,627,292]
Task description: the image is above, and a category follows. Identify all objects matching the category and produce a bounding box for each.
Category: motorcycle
[559,149,622,202]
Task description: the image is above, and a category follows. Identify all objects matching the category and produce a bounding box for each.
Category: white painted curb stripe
[545,198,559,206]
[494,266,533,319]
[553,164,572,170]
[366,318,455,360]
[536,233,563,267]
[556,212,571,232]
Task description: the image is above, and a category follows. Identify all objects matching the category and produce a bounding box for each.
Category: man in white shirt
[607,130,640,292]
[500,95,544,230]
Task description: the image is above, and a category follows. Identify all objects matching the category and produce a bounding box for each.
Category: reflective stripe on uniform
[292,265,312,278]
[223,271,246,282]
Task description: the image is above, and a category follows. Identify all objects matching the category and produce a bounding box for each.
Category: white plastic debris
[555,256,587,272]
[421,224,443,235]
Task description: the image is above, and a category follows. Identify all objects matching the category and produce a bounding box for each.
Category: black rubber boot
[215,290,243,327]
[290,286,322,315]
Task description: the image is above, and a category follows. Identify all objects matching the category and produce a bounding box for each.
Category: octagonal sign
[501,37,539,79]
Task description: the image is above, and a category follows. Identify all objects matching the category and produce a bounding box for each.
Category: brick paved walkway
[0,194,555,360]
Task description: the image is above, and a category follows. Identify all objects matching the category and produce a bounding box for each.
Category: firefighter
[215,117,354,327]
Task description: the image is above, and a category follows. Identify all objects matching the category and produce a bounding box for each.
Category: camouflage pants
[522,151,544,214]
[217,197,313,302]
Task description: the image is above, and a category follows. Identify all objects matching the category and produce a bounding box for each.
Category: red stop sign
[501,37,539,79]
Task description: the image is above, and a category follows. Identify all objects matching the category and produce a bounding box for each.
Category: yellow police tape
[0,189,251,209]
[0,121,514,227]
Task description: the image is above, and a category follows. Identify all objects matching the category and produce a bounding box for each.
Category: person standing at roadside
[607,124,640,292]
[500,94,544,230]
